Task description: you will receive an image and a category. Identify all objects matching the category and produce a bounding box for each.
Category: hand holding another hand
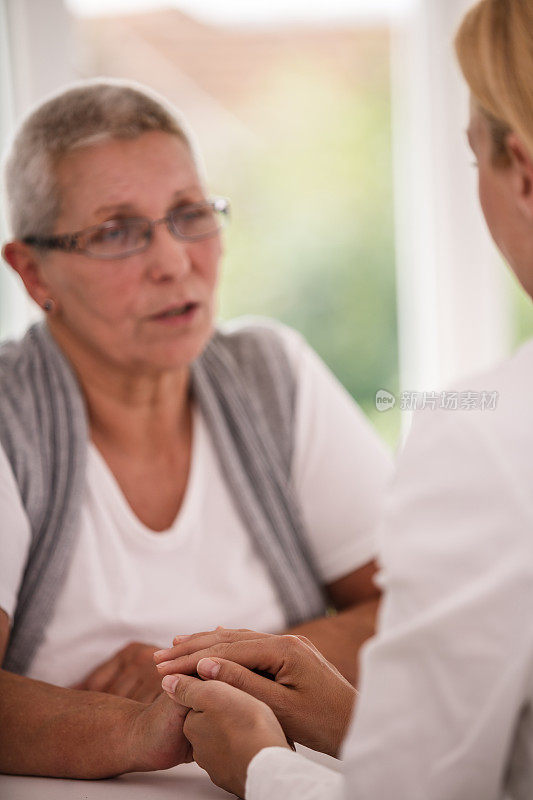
[154,628,357,758]
[161,673,288,798]
[125,691,194,772]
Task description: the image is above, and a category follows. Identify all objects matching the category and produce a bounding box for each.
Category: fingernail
[197,658,220,679]
[155,660,172,670]
[153,650,169,660]
[162,675,180,693]
[173,634,192,644]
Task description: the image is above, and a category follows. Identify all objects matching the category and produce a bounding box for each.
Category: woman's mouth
[150,302,199,325]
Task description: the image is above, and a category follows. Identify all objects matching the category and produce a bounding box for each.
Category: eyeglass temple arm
[23,234,82,252]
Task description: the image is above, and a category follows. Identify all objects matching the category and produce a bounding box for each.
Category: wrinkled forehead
[53,131,205,225]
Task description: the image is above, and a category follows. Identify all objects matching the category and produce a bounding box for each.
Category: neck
[46,319,192,456]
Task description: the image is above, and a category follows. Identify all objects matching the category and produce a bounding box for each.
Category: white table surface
[0,761,230,800]
[0,746,341,799]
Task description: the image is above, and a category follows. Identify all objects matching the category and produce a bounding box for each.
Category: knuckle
[179,655,196,674]
[215,642,235,659]
[281,634,302,651]
[280,634,307,665]
[215,627,240,643]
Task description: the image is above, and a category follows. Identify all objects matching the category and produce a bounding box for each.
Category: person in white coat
[155,1,533,797]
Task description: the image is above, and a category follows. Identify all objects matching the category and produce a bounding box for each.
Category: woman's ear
[2,241,53,310]
[506,133,533,221]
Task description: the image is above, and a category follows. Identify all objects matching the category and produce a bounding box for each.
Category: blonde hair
[3,79,198,240]
[455,0,533,165]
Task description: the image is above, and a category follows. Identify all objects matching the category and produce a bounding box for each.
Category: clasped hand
[153,628,357,797]
[72,641,163,703]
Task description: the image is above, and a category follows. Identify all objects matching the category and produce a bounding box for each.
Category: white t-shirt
[0,322,392,687]
[246,339,533,800]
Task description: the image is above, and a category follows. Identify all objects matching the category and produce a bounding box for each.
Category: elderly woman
[0,81,392,777]
[155,1,533,797]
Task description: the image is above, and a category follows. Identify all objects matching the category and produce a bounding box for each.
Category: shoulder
[211,315,341,405]
[204,318,314,471]
[0,322,53,399]
[449,337,533,397]
[0,324,53,436]
[0,327,42,445]
[375,350,533,635]
[407,340,533,455]
[213,315,307,369]
[0,322,87,495]
[391,342,533,539]
[0,326,36,381]
[434,339,533,460]
[211,316,315,395]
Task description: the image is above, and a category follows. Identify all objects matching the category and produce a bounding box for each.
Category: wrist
[328,685,357,757]
[121,701,153,773]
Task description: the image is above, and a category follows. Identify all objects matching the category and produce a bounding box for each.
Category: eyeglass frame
[22,196,230,260]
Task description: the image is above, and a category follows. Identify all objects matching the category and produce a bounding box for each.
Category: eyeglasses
[23,196,230,260]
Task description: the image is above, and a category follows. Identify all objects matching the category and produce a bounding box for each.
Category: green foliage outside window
[210,58,401,448]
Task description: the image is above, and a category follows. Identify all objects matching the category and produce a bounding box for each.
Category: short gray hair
[3,78,198,240]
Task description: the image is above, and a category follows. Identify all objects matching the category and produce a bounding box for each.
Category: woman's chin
[49,311,215,376]
[135,325,214,373]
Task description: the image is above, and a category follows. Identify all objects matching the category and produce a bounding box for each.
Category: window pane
[72,6,400,445]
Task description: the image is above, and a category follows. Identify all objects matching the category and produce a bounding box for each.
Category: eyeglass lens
[84,202,224,257]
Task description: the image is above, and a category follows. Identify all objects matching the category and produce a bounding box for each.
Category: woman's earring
[43,299,56,314]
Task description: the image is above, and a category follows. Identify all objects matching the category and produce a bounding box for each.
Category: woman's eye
[89,223,139,250]
[181,207,210,221]
[95,224,128,243]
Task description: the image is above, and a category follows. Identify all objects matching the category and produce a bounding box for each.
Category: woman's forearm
[285,598,379,686]
[0,669,142,778]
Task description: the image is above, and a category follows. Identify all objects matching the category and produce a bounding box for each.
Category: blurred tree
[210,57,400,446]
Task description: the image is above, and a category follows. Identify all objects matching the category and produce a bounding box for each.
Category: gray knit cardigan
[0,320,327,675]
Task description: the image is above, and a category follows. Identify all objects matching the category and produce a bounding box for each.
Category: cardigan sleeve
[0,442,31,620]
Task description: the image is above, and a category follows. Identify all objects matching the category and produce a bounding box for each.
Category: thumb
[161,673,209,712]
[196,657,281,706]
[197,657,223,679]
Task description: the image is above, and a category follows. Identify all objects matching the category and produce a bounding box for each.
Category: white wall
[392,0,510,404]
[0,0,73,340]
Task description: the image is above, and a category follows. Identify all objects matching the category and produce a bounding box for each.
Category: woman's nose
[145,222,192,282]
